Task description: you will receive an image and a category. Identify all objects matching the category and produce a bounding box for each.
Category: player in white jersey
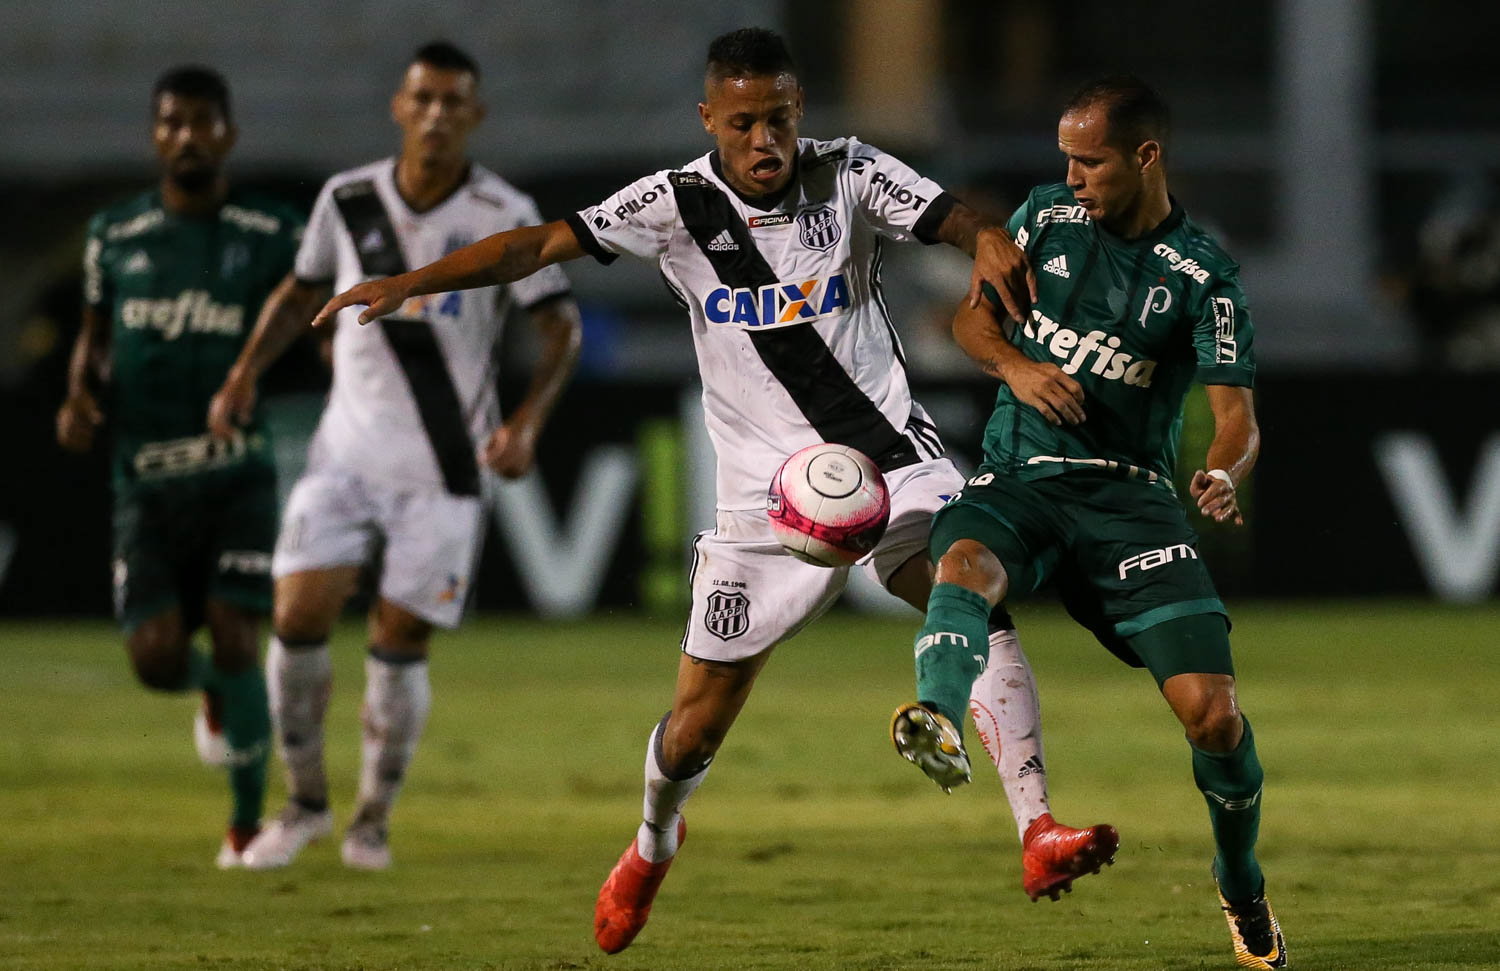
[313,28,1114,945]
[206,42,581,870]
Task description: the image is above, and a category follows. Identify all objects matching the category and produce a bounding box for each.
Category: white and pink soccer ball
[767,444,890,567]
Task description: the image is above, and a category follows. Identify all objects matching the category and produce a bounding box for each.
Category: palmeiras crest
[704,590,750,641]
[797,206,841,251]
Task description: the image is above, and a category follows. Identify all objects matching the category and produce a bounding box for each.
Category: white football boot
[340,819,392,871]
[241,803,333,869]
[194,694,229,767]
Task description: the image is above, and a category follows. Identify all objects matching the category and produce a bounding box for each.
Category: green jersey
[83,188,303,488]
[980,183,1256,487]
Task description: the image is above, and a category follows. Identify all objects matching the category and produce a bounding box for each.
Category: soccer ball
[767,444,890,567]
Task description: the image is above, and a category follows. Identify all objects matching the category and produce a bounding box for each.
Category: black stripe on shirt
[376,319,481,496]
[907,414,943,457]
[564,211,619,265]
[332,180,480,497]
[670,175,917,473]
[913,190,959,245]
[870,239,906,368]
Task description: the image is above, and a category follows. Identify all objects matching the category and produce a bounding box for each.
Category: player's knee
[272,599,334,645]
[1181,691,1243,752]
[934,539,1007,604]
[660,716,723,774]
[126,633,191,692]
[370,602,432,657]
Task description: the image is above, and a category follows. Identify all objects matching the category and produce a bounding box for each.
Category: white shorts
[682,457,964,662]
[271,468,485,628]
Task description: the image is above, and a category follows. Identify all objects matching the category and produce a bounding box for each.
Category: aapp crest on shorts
[704,590,750,641]
[797,206,841,251]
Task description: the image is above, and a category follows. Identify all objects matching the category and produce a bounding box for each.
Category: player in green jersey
[890,77,1286,969]
[55,66,301,868]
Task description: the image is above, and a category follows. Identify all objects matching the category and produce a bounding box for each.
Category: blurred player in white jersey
[207,42,581,870]
[314,28,1114,944]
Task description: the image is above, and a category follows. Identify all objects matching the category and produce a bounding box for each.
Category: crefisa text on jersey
[1152,242,1212,284]
[1022,308,1159,387]
[703,273,852,329]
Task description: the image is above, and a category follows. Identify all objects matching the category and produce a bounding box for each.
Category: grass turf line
[2,602,1498,969]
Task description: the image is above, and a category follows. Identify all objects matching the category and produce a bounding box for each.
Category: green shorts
[112,464,277,632]
[929,469,1231,678]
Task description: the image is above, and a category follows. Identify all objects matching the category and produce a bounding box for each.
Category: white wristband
[1206,468,1235,489]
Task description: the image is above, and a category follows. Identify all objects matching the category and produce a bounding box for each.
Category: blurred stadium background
[2,2,1498,968]
[2,0,1499,614]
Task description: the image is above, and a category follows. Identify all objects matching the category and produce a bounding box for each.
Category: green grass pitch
[3,602,1498,969]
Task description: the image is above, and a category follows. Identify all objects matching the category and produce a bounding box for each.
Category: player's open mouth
[749,157,785,182]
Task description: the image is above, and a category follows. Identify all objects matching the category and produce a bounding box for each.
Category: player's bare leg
[892,541,1005,789]
[340,598,435,870]
[125,604,270,867]
[595,648,770,954]
[1158,663,1283,968]
[202,600,270,868]
[243,566,357,870]
[889,550,1117,897]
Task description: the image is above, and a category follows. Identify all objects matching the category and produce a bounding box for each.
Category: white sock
[354,651,431,829]
[969,627,1051,841]
[266,635,332,810]
[635,715,709,863]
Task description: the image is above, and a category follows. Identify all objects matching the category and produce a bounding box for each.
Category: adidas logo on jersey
[1042,255,1070,278]
[704,274,851,330]
[706,230,739,252]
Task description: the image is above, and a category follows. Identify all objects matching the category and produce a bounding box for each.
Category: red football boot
[1021,812,1119,901]
[594,818,686,954]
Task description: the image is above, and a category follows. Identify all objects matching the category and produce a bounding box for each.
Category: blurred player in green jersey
[56,66,301,868]
[890,76,1285,969]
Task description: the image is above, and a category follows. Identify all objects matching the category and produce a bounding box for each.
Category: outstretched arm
[1190,385,1260,525]
[952,294,1085,427]
[934,202,1037,322]
[312,220,587,328]
[479,295,583,479]
[208,273,329,440]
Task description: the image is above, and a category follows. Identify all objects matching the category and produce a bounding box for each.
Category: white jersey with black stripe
[567,136,950,511]
[296,158,572,493]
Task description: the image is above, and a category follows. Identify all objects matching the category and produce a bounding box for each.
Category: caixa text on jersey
[703,274,851,329]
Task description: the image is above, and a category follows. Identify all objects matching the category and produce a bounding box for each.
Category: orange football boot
[1021,812,1119,901]
[594,817,686,954]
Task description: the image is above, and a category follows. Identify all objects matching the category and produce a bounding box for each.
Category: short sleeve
[294,182,340,284]
[565,170,677,265]
[82,213,109,310]
[506,195,574,310]
[1006,192,1036,252]
[1193,279,1256,387]
[844,137,953,244]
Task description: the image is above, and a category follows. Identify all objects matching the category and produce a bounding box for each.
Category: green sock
[1192,715,1265,902]
[913,583,992,733]
[155,646,211,693]
[209,664,271,831]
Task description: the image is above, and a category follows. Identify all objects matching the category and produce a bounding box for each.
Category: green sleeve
[1006,194,1034,250]
[82,212,110,311]
[1193,279,1256,387]
[979,194,1036,311]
